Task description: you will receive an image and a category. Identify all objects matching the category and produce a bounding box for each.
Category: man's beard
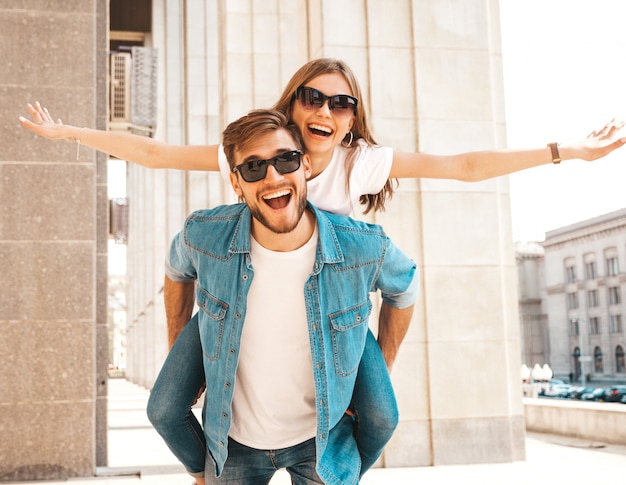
[246,187,308,234]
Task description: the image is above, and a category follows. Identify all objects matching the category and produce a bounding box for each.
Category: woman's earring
[341,131,354,147]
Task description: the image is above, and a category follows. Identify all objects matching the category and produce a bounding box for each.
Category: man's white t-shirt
[219,140,393,216]
[228,228,319,449]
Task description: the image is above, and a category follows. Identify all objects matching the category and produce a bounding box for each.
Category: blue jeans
[205,437,322,484]
[146,314,397,477]
[147,314,206,476]
[352,330,399,474]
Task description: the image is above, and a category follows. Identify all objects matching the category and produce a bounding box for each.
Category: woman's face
[290,72,356,168]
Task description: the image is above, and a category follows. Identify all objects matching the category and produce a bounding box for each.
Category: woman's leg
[147,313,207,477]
[351,329,399,476]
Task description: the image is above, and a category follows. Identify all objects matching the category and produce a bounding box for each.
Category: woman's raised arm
[390,119,626,181]
[19,102,219,171]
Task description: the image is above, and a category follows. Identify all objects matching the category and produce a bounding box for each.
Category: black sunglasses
[232,150,303,183]
[294,86,358,115]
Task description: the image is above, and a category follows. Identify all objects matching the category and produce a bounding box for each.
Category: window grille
[110,53,131,122]
[130,46,158,134]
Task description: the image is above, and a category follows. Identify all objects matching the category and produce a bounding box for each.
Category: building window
[610,314,623,333]
[567,292,579,310]
[571,319,580,336]
[589,317,600,335]
[567,292,578,310]
[585,260,597,280]
[608,286,621,305]
[594,346,604,373]
[607,256,620,276]
[565,264,577,283]
[616,346,625,374]
[587,290,599,308]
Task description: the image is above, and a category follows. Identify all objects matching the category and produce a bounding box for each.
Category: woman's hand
[577,119,626,161]
[19,102,69,140]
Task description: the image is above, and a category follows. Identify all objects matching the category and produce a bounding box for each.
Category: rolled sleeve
[164,231,197,283]
[381,269,419,309]
[378,238,419,309]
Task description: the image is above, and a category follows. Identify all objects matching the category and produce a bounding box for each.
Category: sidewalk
[9,378,626,484]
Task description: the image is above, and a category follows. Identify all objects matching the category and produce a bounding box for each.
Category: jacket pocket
[196,285,228,361]
[329,299,371,376]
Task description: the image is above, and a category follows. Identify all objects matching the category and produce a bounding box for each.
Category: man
[164,109,418,484]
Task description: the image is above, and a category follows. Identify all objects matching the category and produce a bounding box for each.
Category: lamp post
[542,364,553,394]
[571,318,586,386]
[531,363,545,397]
[520,364,531,397]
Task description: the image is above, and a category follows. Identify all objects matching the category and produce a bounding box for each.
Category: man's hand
[193,382,207,405]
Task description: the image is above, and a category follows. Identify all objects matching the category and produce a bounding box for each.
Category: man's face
[230,129,311,235]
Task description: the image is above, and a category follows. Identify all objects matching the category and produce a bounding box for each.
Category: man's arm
[164,275,195,349]
[377,301,414,372]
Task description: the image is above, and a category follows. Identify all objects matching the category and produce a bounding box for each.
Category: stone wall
[0,1,108,480]
[525,399,626,444]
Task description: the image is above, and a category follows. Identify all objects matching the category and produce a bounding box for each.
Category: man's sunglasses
[294,86,358,115]
[232,150,303,183]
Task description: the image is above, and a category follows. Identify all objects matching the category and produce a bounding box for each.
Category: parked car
[580,387,607,401]
[538,379,568,397]
[567,386,596,400]
[547,379,566,386]
[602,385,626,403]
[542,384,573,399]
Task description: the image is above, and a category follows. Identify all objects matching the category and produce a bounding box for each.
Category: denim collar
[228,202,344,268]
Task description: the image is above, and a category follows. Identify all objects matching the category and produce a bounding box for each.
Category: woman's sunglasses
[294,86,358,115]
[232,150,303,183]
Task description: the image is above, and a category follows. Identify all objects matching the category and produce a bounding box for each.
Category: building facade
[516,241,548,371]
[543,209,626,383]
[517,209,626,384]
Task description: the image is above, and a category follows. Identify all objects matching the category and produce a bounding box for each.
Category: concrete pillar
[0,0,108,480]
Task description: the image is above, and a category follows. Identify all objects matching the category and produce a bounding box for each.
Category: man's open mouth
[263,189,292,209]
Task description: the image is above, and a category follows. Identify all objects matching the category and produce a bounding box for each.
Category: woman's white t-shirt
[218,140,393,216]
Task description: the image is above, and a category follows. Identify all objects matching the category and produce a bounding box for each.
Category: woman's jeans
[146,313,398,477]
[147,314,206,476]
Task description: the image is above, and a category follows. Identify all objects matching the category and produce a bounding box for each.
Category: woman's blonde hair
[272,58,395,214]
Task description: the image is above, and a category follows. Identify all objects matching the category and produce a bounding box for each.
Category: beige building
[516,241,548,372]
[2,0,525,480]
[517,209,626,384]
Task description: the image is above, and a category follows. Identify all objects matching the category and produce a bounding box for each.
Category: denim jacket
[166,202,418,485]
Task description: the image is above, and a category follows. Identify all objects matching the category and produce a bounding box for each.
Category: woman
[20,59,626,484]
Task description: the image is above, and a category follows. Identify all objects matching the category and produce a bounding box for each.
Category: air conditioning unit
[110,53,131,123]
[109,47,157,136]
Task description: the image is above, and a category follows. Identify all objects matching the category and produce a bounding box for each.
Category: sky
[499,0,626,241]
